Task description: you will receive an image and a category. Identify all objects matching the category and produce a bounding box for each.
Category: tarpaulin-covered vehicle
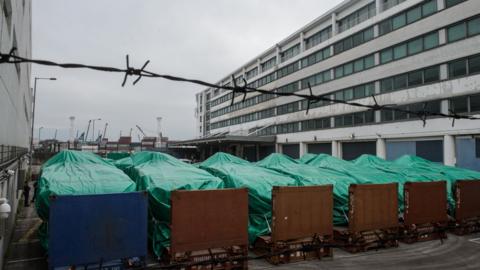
[257,153,360,225]
[199,152,298,243]
[307,154,408,211]
[115,151,224,257]
[36,150,137,250]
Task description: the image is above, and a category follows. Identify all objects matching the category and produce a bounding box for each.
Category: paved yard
[4,202,480,270]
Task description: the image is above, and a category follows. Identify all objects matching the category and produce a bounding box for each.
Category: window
[450,96,468,113]
[379,1,437,36]
[408,38,423,54]
[423,66,440,83]
[281,44,300,62]
[338,2,376,33]
[392,14,406,30]
[467,17,480,36]
[333,27,375,54]
[445,0,466,8]
[470,94,480,113]
[408,70,423,86]
[469,55,480,74]
[394,74,408,89]
[449,59,467,78]
[301,47,331,68]
[305,27,332,50]
[246,67,258,80]
[381,49,393,64]
[393,44,407,59]
[335,54,375,79]
[406,6,422,23]
[448,22,467,42]
[261,57,276,72]
[277,62,299,79]
[424,32,439,49]
[381,78,394,93]
[301,117,330,131]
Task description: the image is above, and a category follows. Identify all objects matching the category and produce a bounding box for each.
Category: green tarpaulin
[391,155,480,211]
[36,150,136,250]
[115,151,224,257]
[297,153,318,164]
[307,154,408,211]
[106,152,131,161]
[256,153,360,225]
[199,152,298,243]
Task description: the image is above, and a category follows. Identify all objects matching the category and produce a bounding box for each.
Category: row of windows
[334,26,374,54]
[380,65,440,93]
[381,0,407,11]
[210,92,276,118]
[277,61,299,79]
[305,27,332,50]
[450,93,480,114]
[381,100,441,122]
[379,0,437,36]
[333,83,376,101]
[338,2,376,33]
[300,47,331,69]
[280,44,300,62]
[335,110,375,127]
[334,54,375,79]
[448,55,480,79]
[300,70,332,89]
[380,31,439,64]
[257,72,276,87]
[447,16,480,43]
[258,116,331,136]
[277,101,301,116]
[276,82,299,94]
[261,57,276,72]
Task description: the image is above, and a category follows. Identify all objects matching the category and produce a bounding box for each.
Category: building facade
[194,0,480,170]
[0,0,32,268]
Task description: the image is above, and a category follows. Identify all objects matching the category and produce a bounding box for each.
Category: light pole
[38,127,44,144]
[91,118,101,142]
[30,77,57,153]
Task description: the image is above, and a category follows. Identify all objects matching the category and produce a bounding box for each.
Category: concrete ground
[3,201,480,270]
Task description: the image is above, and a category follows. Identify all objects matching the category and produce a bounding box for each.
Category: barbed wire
[1,48,479,127]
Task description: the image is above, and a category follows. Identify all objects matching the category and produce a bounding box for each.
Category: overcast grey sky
[32,0,343,141]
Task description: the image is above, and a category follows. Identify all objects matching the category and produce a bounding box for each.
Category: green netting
[256,153,359,225]
[199,152,298,243]
[36,150,137,250]
[114,151,224,257]
[297,153,318,164]
[106,152,131,160]
[391,155,480,211]
[306,154,408,212]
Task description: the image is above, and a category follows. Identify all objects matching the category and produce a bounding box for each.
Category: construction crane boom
[136,125,147,138]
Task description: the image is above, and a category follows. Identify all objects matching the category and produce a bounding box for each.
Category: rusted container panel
[170,188,248,254]
[349,183,398,232]
[404,181,448,225]
[455,180,480,220]
[271,185,333,242]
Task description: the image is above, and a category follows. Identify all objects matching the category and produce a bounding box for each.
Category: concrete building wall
[0,0,32,268]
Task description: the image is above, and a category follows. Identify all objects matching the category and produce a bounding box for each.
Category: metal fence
[0,145,28,169]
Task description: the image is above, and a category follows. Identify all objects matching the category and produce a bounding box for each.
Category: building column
[299,142,307,157]
[444,135,456,166]
[375,0,382,14]
[331,13,338,36]
[275,143,282,154]
[376,138,386,159]
[332,141,342,158]
[300,32,306,52]
[437,0,445,10]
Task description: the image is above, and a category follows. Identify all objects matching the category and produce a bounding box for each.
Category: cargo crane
[102,123,108,139]
[136,125,147,139]
[84,120,92,142]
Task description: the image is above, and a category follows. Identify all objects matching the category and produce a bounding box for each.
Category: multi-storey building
[0,0,32,267]
[194,0,480,170]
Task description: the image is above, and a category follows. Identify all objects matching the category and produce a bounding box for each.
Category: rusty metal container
[271,185,333,242]
[254,185,334,264]
[453,180,480,235]
[168,188,249,269]
[404,181,448,225]
[348,183,399,232]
